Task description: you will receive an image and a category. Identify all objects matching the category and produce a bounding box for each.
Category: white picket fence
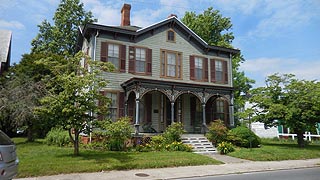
[278,132,320,141]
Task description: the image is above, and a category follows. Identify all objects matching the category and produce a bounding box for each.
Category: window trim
[128,45,152,75]
[135,47,146,73]
[160,49,182,79]
[211,59,228,84]
[100,41,126,73]
[191,55,208,82]
[105,91,119,122]
[166,29,176,43]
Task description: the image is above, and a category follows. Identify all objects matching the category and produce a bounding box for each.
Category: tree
[36,52,114,155]
[31,0,96,55]
[248,74,320,147]
[181,7,255,120]
[0,54,51,140]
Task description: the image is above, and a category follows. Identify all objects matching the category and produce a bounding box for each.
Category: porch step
[181,134,216,154]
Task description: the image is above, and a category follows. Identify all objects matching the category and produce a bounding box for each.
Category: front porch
[121,78,235,134]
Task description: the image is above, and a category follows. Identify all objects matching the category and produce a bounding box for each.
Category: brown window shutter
[145,93,152,123]
[190,56,195,80]
[120,45,126,72]
[118,92,125,118]
[190,96,196,125]
[146,48,152,75]
[210,59,216,83]
[223,61,228,84]
[101,42,108,62]
[128,46,135,73]
[204,58,208,82]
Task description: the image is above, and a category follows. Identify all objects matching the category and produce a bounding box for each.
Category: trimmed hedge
[228,126,261,148]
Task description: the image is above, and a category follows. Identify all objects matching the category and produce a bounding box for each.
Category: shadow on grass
[262,141,320,150]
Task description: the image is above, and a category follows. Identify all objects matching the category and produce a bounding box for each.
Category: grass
[229,138,320,161]
[13,138,221,178]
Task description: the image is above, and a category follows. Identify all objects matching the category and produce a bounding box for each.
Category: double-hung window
[215,60,223,82]
[211,59,228,84]
[129,46,152,75]
[100,42,126,72]
[135,48,146,73]
[195,57,203,80]
[106,92,118,122]
[190,56,208,81]
[161,50,182,78]
[108,44,119,68]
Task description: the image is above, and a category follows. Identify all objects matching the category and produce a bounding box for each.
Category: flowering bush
[206,120,228,144]
[165,141,193,152]
[217,141,235,154]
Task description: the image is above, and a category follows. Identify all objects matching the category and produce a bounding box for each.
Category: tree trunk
[27,121,34,142]
[68,128,79,155]
[72,129,80,156]
[296,130,305,148]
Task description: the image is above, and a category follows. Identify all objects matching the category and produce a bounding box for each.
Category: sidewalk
[16,155,320,180]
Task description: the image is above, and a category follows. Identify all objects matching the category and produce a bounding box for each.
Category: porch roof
[121,77,233,95]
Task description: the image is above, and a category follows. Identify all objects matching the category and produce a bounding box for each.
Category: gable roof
[78,16,240,55]
[0,30,12,63]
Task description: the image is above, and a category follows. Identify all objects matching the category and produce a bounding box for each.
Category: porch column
[124,101,128,117]
[229,94,235,127]
[201,103,207,134]
[171,102,175,124]
[134,99,140,134]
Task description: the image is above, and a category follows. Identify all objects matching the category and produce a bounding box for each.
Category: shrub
[105,116,133,151]
[165,141,193,152]
[45,127,70,147]
[163,122,185,144]
[135,124,191,152]
[206,120,228,144]
[217,141,235,154]
[227,126,261,148]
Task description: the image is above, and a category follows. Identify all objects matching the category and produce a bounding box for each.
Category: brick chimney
[121,4,131,26]
[167,14,177,19]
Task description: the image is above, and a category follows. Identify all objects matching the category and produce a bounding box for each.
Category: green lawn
[229,138,320,161]
[14,138,221,178]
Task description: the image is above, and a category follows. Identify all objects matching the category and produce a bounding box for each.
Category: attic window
[167,30,175,42]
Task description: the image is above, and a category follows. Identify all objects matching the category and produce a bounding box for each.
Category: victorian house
[77,4,239,134]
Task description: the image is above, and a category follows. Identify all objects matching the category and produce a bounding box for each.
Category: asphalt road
[178,167,320,180]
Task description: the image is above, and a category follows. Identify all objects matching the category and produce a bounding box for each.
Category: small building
[77,4,240,133]
[0,30,12,75]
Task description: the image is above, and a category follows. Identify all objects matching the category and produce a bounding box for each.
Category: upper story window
[129,46,152,75]
[190,56,208,81]
[211,59,228,84]
[195,57,203,80]
[215,60,223,82]
[100,42,126,72]
[135,48,146,73]
[108,44,119,68]
[167,30,175,42]
[161,50,182,79]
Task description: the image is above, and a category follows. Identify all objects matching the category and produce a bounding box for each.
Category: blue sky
[1,0,319,87]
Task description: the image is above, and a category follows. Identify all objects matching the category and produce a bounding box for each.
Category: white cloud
[213,0,320,39]
[248,1,318,38]
[240,57,320,84]
[0,19,25,29]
